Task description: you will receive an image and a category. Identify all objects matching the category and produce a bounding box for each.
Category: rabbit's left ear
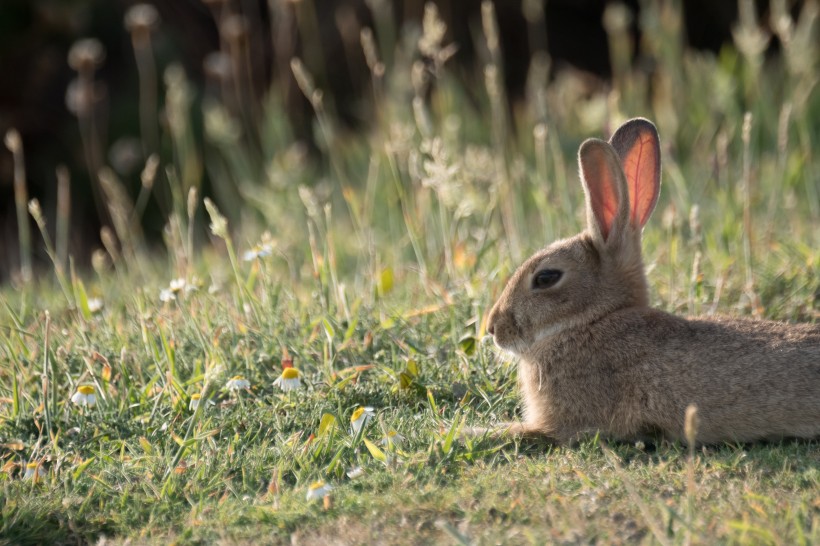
[578,138,630,247]
[609,118,661,229]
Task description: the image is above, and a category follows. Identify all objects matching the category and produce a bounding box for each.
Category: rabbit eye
[532,269,562,289]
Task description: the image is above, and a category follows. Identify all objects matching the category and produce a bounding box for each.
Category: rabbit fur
[485,118,820,445]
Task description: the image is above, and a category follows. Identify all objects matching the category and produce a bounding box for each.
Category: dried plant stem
[133,38,159,154]
[361,28,385,125]
[740,112,760,315]
[56,165,71,276]
[224,15,261,154]
[29,200,72,306]
[42,312,53,442]
[323,204,344,317]
[293,0,328,105]
[688,250,702,316]
[603,3,634,104]
[306,219,327,312]
[133,154,159,230]
[99,167,143,271]
[684,404,700,546]
[186,186,198,277]
[75,72,108,224]
[364,0,395,69]
[765,103,791,243]
[437,198,455,280]
[4,129,32,283]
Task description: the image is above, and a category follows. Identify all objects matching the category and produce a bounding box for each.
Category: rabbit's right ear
[578,138,630,248]
[609,118,661,229]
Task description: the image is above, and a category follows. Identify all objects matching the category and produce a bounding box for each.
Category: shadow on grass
[464,429,820,474]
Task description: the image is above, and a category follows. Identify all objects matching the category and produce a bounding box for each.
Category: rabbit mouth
[491,331,531,355]
[493,320,571,355]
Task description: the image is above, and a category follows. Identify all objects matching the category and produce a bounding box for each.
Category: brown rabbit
[485,118,820,444]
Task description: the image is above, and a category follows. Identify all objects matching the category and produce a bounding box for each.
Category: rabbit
[484,118,820,445]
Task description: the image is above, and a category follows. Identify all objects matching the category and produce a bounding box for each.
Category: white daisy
[305,480,332,501]
[184,277,201,294]
[23,461,45,481]
[273,367,302,391]
[159,288,175,302]
[226,375,250,391]
[71,385,96,407]
[242,243,273,261]
[169,278,186,293]
[87,298,104,314]
[350,406,375,435]
[346,466,364,479]
[381,430,405,446]
[189,393,201,410]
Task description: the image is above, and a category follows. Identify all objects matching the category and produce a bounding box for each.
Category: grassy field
[1,1,819,544]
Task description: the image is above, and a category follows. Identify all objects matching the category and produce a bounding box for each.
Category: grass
[1,0,819,544]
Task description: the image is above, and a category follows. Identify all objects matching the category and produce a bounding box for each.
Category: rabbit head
[487,118,662,355]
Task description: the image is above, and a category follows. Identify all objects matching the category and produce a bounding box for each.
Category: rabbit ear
[609,118,661,228]
[578,138,630,246]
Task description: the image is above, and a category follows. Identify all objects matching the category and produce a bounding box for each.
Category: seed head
[125,4,160,35]
[68,38,106,72]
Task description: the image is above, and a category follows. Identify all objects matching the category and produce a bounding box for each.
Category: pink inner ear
[581,146,621,241]
[621,131,660,228]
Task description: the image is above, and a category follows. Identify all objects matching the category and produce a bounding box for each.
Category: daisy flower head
[23,461,45,481]
[381,430,405,447]
[273,367,302,392]
[189,393,201,410]
[71,385,97,407]
[184,277,202,295]
[169,278,186,293]
[306,480,332,502]
[159,288,175,303]
[242,243,274,262]
[350,406,375,435]
[226,375,250,391]
[346,466,364,479]
[87,298,104,314]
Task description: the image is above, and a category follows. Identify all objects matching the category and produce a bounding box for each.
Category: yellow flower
[350,406,375,435]
[306,480,332,501]
[189,393,201,410]
[71,385,96,407]
[273,367,302,392]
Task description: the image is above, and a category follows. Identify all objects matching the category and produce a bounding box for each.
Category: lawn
[1,1,818,544]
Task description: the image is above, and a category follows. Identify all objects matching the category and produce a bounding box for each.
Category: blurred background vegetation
[0,0,816,297]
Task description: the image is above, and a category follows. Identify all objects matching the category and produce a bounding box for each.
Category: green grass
[1,1,819,544]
